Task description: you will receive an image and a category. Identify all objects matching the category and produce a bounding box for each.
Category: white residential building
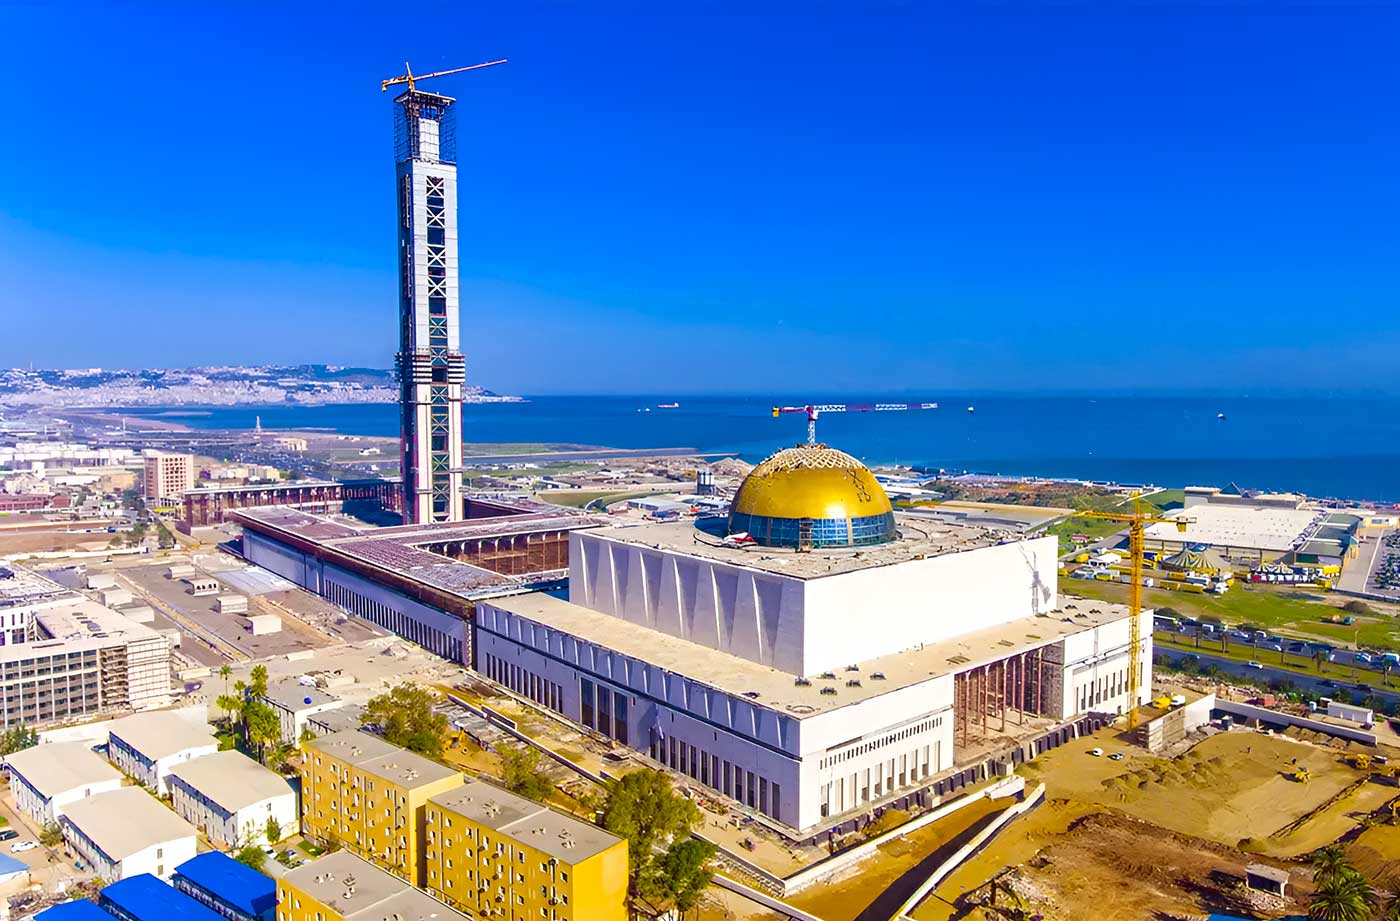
[167,750,298,847]
[258,679,346,746]
[6,742,123,825]
[107,710,218,794]
[59,786,198,880]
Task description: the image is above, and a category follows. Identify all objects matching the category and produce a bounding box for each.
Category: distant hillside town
[0,365,521,408]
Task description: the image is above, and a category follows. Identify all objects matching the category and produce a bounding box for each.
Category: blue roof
[101,874,227,921]
[0,853,28,878]
[173,851,276,917]
[35,901,113,921]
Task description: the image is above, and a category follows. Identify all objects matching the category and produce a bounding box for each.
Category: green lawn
[538,489,666,511]
[1043,490,1183,554]
[1068,578,1399,649]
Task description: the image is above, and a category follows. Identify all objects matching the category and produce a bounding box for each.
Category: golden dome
[727,445,896,548]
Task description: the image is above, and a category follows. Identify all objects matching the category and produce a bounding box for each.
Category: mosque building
[473,444,1149,833]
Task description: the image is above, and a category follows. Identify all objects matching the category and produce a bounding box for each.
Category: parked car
[0,831,17,843]
[9,841,36,853]
[1108,752,1125,761]
[1088,747,1104,757]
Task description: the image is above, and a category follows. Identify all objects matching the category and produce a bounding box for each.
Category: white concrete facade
[570,530,1059,676]
[477,601,958,829]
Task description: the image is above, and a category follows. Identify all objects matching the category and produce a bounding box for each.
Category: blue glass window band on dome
[728,510,896,548]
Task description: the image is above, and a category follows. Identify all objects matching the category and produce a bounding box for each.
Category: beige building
[143,450,195,504]
[167,749,298,847]
[277,851,471,921]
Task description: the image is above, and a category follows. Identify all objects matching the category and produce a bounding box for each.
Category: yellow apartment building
[300,730,462,886]
[277,850,471,921]
[423,780,628,921]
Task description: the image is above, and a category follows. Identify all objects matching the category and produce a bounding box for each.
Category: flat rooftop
[167,750,294,812]
[0,599,165,662]
[282,851,470,921]
[306,729,460,789]
[235,499,602,600]
[482,592,1130,719]
[261,677,342,713]
[0,565,69,607]
[5,742,121,798]
[430,780,622,863]
[61,786,197,859]
[1145,505,1324,552]
[586,514,1017,580]
[108,710,215,759]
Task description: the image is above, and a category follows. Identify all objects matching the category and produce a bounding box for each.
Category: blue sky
[3,2,1399,394]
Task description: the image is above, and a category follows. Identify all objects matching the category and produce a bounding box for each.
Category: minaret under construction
[386,61,503,523]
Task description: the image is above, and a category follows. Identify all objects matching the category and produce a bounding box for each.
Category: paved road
[1156,648,1400,707]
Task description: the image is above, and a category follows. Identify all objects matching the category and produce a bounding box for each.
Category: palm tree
[1311,845,1355,887]
[218,665,232,718]
[1309,871,1375,921]
[1377,889,1400,921]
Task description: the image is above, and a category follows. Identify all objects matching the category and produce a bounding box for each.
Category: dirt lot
[908,728,1400,920]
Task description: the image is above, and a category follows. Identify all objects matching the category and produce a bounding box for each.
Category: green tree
[599,770,702,911]
[360,683,447,757]
[1379,891,1400,921]
[234,843,266,871]
[299,726,316,745]
[500,745,554,802]
[245,700,281,764]
[642,838,715,919]
[0,725,38,756]
[1311,846,1356,888]
[265,816,282,845]
[1308,870,1375,921]
[38,823,64,848]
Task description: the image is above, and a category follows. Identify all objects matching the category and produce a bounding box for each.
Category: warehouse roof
[261,677,342,713]
[167,750,294,812]
[108,710,216,760]
[174,851,277,919]
[35,901,112,921]
[101,873,227,921]
[5,742,120,798]
[61,787,197,860]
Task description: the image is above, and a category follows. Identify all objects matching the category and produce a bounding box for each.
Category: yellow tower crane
[381,59,508,93]
[1072,494,1190,729]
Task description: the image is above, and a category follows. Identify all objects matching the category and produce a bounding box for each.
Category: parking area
[1366,529,1400,598]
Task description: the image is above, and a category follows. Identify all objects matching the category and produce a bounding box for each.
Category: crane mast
[1072,495,1191,730]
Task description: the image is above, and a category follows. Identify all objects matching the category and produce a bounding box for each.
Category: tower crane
[381,59,508,93]
[1071,495,1191,730]
[772,402,939,445]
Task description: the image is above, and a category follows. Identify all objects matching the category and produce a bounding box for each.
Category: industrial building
[1147,489,1361,572]
[60,786,198,880]
[173,851,278,921]
[0,573,174,729]
[277,851,471,921]
[107,709,219,794]
[475,445,1148,833]
[143,450,194,506]
[299,730,462,885]
[181,478,400,527]
[424,780,627,921]
[6,741,123,825]
[236,497,598,663]
[166,749,298,848]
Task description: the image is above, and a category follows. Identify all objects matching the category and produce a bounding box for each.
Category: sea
[114,394,1400,503]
